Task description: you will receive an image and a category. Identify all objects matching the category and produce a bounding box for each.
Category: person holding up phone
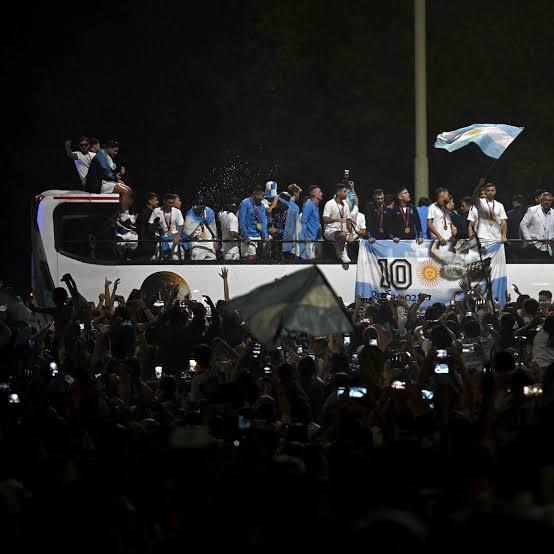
[190,344,226,403]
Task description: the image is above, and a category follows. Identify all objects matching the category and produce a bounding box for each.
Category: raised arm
[65,140,77,160]
[219,267,230,302]
[349,181,360,207]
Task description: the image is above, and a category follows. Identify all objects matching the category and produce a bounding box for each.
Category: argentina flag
[355,239,507,307]
[434,123,524,159]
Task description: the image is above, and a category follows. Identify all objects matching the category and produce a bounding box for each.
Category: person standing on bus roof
[238,186,270,260]
[323,183,354,263]
[467,181,508,243]
[138,193,159,239]
[520,191,554,257]
[390,187,424,243]
[184,204,218,261]
[148,193,184,260]
[65,136,98,187]
[219,199,240,260]
[299,185,323,260]
[85,139,132,195]
[427,187,455,246]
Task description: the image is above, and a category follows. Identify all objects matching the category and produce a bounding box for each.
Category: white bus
[31,190,552,307]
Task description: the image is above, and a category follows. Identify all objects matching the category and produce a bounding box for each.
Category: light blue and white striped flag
[434,123,523,159]
[355,239,507,307]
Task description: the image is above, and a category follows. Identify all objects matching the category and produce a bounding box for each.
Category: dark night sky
[3,0,554,287]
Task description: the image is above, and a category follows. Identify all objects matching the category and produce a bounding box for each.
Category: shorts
[240,237,260,257]
[324,228,343,242]
[223,248,239,260]
[191,248,216,261]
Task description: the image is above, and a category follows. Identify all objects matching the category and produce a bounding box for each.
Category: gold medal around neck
[404,226,411,234]
[378,227,384,233]
[488,218,494,225]
[256,223,262,231]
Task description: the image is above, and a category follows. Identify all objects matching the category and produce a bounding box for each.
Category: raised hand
[105,277,112,287]
[113,278,121,290]
[219,267,229,280]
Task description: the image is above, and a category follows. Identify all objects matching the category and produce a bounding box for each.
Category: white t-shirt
[73,151,96,185]
[219,210,239,255]
[148,207,184,235]
[323,198,351,233]
[427,202,452,240]
[467,198,508,241]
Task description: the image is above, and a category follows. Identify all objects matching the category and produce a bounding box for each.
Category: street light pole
[414,0,429,200]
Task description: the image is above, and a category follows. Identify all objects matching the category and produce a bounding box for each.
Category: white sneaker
[340,251,351,264]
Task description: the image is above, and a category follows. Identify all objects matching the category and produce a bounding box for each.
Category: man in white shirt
[427,187,456,245]
[520,191,554,257]
[65,136,99,186]
[323,183,354,263]
[219,200,239,260]
[467,182,508,243]
[148,193,184,260]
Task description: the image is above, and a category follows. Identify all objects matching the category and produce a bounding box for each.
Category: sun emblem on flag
[416,261,442,287]
[467,127,483,137]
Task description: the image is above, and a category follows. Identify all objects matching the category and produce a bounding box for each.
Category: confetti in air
[195,152,280,210]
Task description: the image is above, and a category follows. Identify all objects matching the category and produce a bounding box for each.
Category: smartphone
[238,415,252,430]
[450,300,456,307]
[8,393,20,404]
[344,335,351,346]
[308,353,315,360]
[155,366,162,379]
[386,294,392,301]
[337,386,346,398]
[436,349,447,358]
[466,312,472,317]
[352,353,359,364]
[189,359,197,372]
[263,365,272,375]
[462,343,474,353]
[296,345,303,355]
[49,361,58,376]
[252,343,262,358]
[434,363,449,374]
[421,389,434,400]
[349,386,367,398]
[277,346,282,351]
[0,383,10,391]
[79,323,85,331]
[391,380,406,390]
[369,338,378,346]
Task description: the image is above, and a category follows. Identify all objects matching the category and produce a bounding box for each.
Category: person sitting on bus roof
[184,204,218,261]
[114,191,139,260]
[148,193,184,260]
[84,139,132,195]
[64,136,100,187]
[238,186,270,260]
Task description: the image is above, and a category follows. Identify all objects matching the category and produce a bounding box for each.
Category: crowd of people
[66,138,554,263]
[1,259,554,551]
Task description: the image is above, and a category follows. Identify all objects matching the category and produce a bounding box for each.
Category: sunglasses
[79,143,89,147]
